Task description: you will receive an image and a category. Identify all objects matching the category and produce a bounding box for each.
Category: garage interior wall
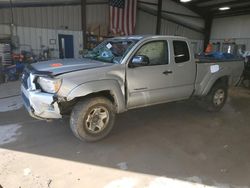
[210,15,250,51]
[0,0,205,58]
[136,0,204,53]
[0,4,109,58]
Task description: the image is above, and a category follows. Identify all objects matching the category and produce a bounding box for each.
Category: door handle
[163,70,173,75]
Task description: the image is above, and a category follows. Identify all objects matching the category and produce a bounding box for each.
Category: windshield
[84,38,138,64]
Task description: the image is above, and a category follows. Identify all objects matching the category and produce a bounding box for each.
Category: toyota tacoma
[21,35,244,141]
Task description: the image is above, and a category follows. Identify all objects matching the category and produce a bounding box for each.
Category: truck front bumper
[21,85,62,120]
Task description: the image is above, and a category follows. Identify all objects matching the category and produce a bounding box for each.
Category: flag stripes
[109,0,137,35]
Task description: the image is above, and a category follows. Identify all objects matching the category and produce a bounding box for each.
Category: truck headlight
[37,77,62,94]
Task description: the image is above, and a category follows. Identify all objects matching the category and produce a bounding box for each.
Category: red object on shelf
[205,43,213,53]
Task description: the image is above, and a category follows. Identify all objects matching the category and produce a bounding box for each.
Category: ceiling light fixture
[180,0,192,3]
[219,7,230,11]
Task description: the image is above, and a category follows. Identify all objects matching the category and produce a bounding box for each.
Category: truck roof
[112,35,188,41]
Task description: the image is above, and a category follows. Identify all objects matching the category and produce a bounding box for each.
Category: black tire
[203,83,228,112]
[70,97,116,142]
[242,79,250,88]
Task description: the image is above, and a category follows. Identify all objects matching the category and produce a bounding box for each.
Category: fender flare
[67,80,126,113]
[202,74,230,96]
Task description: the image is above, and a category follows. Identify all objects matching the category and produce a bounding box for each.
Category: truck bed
[194,59,244,96]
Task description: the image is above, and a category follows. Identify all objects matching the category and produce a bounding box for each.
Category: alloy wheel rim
[85,106,109,134]
[213,89,225,106]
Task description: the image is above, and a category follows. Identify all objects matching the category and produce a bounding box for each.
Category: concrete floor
[0,82,250,188]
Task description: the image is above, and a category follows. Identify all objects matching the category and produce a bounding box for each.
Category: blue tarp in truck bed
[197,52,243,63]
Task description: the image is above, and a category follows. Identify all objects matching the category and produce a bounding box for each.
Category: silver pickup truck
[21,35,244,142]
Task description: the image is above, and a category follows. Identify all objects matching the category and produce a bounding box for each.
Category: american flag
[109,0,137,36]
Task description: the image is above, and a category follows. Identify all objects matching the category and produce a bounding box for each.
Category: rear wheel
[70,97,116,142]
[242,79,250,88]
[203,83,228,112]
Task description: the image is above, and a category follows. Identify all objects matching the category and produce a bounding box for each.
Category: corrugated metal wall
[0,24,11,36]
[161,19,204,53]
[16,26,83,58]
[0,4,109,31]
[136,9,204,53]
[211,15,250,51]
[0,6,81,30]
[211,15,250,39]
[135,10,157,34]
[210,38,250,54]
[137,0,204,31]
[162,0,204,29]
[0,1,205,56]
[136,10,203,39]
[135,0,204,53]
[86,4,109,26]
[161,19,203,40]
[0,4,108,58]
[0,1,204,35]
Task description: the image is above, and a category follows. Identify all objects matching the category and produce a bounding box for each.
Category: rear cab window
[173,40,190,63]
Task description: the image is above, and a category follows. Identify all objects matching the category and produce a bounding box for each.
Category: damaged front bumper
[21,85,62,120]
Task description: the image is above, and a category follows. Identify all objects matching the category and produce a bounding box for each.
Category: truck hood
[31,58,113,76]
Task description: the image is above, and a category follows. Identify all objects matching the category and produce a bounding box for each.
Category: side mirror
[130,55,149,67]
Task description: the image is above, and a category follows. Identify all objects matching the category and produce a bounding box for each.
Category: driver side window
[136,41,168,65]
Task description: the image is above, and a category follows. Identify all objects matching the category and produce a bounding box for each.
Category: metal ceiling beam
[0,1,108,8]
[214,8,250,18]
[138,4,204,33]
[203,15,212,50]
[137,1,157,6]
[213,6,250,14]
[81,0,87,48]
[203,0,250,10]
[189,0,213,6]
[187,0,250,18]
[161,10,201,18]
[156,0,163,34]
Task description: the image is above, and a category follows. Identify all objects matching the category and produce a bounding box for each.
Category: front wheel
[70,97,116,142]
[203,83,228,112]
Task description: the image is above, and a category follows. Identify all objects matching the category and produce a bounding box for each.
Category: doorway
[58,34,74,59]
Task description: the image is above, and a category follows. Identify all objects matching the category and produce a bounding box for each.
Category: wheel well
[214,76,229,87]
[59,90,116,115]
[83,90,116,104]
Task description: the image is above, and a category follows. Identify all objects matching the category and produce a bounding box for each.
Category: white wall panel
[0,8,11,24]
[138,0,204,29]
[0,4,108,31]
[0,24,11,36]
[135,10,157,34]
[86,4,109,26]
[211,15,250,39]
[0,2,203,37]
[16,26,83,58]
[210,15,250,51]
[0,5,82,30]
[210,38,250,52]
[0,2,204,56]
[136,10,204,40]
[163,0,198,16]
[160,19,204,53]
[162,0,204,29]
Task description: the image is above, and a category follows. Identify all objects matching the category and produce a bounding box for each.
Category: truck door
[171,40,196,98]
[127,40,175,108]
